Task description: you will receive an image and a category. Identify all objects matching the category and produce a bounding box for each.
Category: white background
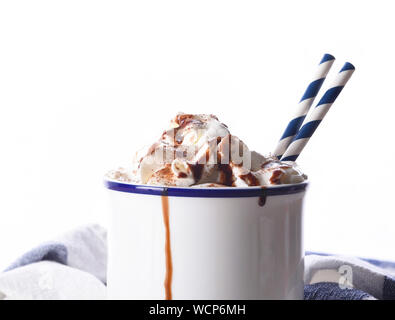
[0,0,394,270]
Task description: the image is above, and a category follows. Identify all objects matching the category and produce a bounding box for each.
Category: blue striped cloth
[1,225,395,300]
[305,252,395,300]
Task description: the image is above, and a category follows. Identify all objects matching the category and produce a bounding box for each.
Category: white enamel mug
[105,180,308,300]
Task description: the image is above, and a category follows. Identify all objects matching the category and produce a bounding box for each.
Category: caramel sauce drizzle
[161,192,173,300]
[258,186,267,207]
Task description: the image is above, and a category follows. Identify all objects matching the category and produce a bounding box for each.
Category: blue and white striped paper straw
[273,54,335,159]
[280,62,355,162]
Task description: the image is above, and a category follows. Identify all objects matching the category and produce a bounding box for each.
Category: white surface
[0,0,394,269]
[107,188,305,299]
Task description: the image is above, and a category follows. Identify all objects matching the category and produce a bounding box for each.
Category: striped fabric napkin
[305,252,395,300]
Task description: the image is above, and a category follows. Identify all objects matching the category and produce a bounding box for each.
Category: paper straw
[280,62,355,162]
[273,54,335,159]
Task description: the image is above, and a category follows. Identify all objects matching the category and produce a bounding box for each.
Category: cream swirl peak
[107,113,307,187]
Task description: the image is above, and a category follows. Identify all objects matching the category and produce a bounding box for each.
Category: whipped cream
[107,113,307,187]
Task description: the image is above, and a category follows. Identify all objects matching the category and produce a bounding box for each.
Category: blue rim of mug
[104,179,308,198]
